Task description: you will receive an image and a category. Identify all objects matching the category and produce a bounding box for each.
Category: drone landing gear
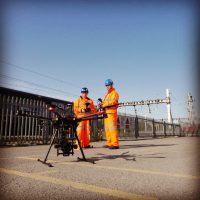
[37,158,53,167]
[37,127,94,167]
[75,132,95,164]
[37,129,58,167]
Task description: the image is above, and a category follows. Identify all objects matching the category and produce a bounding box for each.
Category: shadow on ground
[83,151,166,163]
[118,143,176,149]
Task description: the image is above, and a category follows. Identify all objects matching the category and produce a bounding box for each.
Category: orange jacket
[102,88,119,114]
[73,96,97,118]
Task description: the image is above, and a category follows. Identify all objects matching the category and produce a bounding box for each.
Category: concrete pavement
[0,137,199,200]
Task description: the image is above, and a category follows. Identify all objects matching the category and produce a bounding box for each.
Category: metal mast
[187,93,194,124]
[119,89,173,122]
[166,89,172,123]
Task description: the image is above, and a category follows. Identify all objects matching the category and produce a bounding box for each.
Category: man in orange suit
[101,79,119,149]
[73,87,96,148]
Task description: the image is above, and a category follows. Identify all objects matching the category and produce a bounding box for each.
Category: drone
[16,103,107,167]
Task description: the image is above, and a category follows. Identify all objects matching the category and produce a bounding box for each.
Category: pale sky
[0,1,198,120]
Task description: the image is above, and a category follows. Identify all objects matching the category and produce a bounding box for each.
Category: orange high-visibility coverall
[102,88,119,147]
[73,96,96,147]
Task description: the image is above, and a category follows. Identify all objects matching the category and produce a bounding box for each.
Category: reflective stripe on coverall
[73,97,96,147]
[103,88,119,147]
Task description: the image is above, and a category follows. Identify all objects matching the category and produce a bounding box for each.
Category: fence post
[152,119,156,138]
[0,95,6,144]
[135,116,139,139]
[179,125,182,137]
[163,121,166,137]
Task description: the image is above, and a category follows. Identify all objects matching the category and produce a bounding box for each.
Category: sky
[0,1,199,120]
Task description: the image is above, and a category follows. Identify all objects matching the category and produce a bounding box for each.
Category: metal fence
[0,87,72,145]
[0,87,184,145]
[90,114,183,141]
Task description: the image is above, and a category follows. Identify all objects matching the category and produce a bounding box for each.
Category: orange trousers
[76,120,90,147]
[104,113,119,147]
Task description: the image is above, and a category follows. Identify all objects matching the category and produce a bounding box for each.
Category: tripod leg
[73,128,95,164]
[38,128,58,167]
[74,129,87,161]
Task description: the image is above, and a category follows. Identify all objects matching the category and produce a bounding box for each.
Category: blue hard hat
[105,79,113,86]
[81,87,89,93]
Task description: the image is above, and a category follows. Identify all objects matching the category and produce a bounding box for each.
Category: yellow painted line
[16,156,57,163]
[16,156,37,161]
[88,164,200,180]
[0,167,157,200]
[0,157,13,160]
[16,156,200,180]
[62,163,200,180]
[33,170,57,175]
[0,157,41,161]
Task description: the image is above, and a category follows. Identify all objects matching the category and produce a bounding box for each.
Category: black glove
[81,108,91,113]
[84,102,91,112]
[85,108,91,112]
[85,102,90,107]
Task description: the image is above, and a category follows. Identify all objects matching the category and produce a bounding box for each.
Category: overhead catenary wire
[0,59,80,88]
[0,58,104,97]
[0,80,71,101]
[0,73,79,98]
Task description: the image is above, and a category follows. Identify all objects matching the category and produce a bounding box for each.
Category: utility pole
[187,93,194,124]
[166,89,173,123]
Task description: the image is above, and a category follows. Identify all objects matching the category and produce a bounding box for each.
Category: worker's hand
[85,102,90,107]
[101,107,105,111]
[81,108,91,113]
[81,109,86,113]
[85,108,91,112]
